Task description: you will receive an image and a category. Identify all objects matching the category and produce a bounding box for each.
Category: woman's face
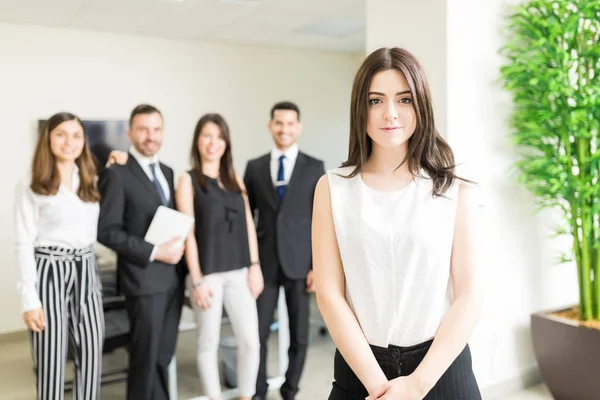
[366,69,417,151]
[197,121,226,163]
[49,120,85,163]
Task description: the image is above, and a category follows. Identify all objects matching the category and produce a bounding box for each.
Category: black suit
[244,151,325,399]
[97,155,184,400]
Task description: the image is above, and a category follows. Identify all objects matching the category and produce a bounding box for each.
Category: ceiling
[0,0,366,51]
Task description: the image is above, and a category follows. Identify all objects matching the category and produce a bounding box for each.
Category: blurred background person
[176,113,263,400]
[97,104,185,400]
[15,112,105,400]
[243,101,325,400]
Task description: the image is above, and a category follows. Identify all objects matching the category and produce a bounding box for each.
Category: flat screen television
[38,119,130,170]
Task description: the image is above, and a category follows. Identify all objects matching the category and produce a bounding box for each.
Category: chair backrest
[99,265,129,353]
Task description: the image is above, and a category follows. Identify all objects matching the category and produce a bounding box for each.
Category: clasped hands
[366,373,429,400]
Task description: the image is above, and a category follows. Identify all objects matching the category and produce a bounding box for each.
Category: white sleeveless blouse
[327,166,459,347]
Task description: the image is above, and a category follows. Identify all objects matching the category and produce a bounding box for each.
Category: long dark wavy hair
[190,113,242,193]
[31,112,99,202]
[341,47,465,196]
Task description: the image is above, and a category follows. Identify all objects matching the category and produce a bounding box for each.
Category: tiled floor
[0,310,553,399]
[503,385,552,400]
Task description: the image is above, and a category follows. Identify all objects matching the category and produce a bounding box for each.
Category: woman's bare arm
[312,175,388,396]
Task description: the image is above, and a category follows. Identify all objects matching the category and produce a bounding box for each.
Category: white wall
[366,0,447,135]
[367,0,579,395]
[0,22,362,334]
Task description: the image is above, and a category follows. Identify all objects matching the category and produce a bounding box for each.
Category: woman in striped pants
[15,112,105,400]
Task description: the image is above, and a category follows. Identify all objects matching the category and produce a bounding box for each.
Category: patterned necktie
[276,154,286,202]
[149,163,168,206]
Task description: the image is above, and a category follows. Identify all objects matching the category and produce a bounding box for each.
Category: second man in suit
[98,104,185,400]
[244,101,325,400]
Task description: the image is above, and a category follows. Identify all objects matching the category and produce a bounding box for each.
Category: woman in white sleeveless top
[312,47,483,399]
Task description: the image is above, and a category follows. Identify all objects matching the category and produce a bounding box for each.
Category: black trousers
[124,278,183,400]
[329,340,481,400]
[255,271,309,399]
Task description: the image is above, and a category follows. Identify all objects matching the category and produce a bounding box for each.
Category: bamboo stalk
[595,246,600,319]
[572,211,585,314]
[564,137,584,317]
[592,216,599,318]
[580,209,593,320]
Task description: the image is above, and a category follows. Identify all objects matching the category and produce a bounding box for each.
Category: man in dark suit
[244,101,325,400]
[97,104,185,400]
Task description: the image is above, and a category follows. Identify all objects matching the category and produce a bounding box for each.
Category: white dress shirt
[15,166,100,312]
[270,144,299,186]
[129,146,170,203]
[129,146,171,261]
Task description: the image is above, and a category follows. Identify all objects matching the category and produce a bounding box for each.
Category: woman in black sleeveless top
[176,114,263,400]
[191,173,250,276]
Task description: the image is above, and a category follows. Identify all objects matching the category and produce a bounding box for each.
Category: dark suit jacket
[97,155,182,297]
[243,151,325,282]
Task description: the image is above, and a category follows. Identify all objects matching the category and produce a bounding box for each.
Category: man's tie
[276,154,286,202]
[149,163,168,206]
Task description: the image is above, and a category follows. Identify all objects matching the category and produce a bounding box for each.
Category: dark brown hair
[190,113,242,193]
[129,104,162,128]
[31,112,100,202]
[342,47,464,196]
[270,101,300,121]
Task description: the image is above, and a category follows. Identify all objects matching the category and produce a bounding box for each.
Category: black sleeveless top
[189,170,251,276]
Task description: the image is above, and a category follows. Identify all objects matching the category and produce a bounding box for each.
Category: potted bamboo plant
[500,0,600,398]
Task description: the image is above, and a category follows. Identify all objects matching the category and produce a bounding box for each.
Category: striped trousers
[329,340,481,399]
[30,246,104,400]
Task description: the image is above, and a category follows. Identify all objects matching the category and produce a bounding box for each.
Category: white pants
[189,268,260,398]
